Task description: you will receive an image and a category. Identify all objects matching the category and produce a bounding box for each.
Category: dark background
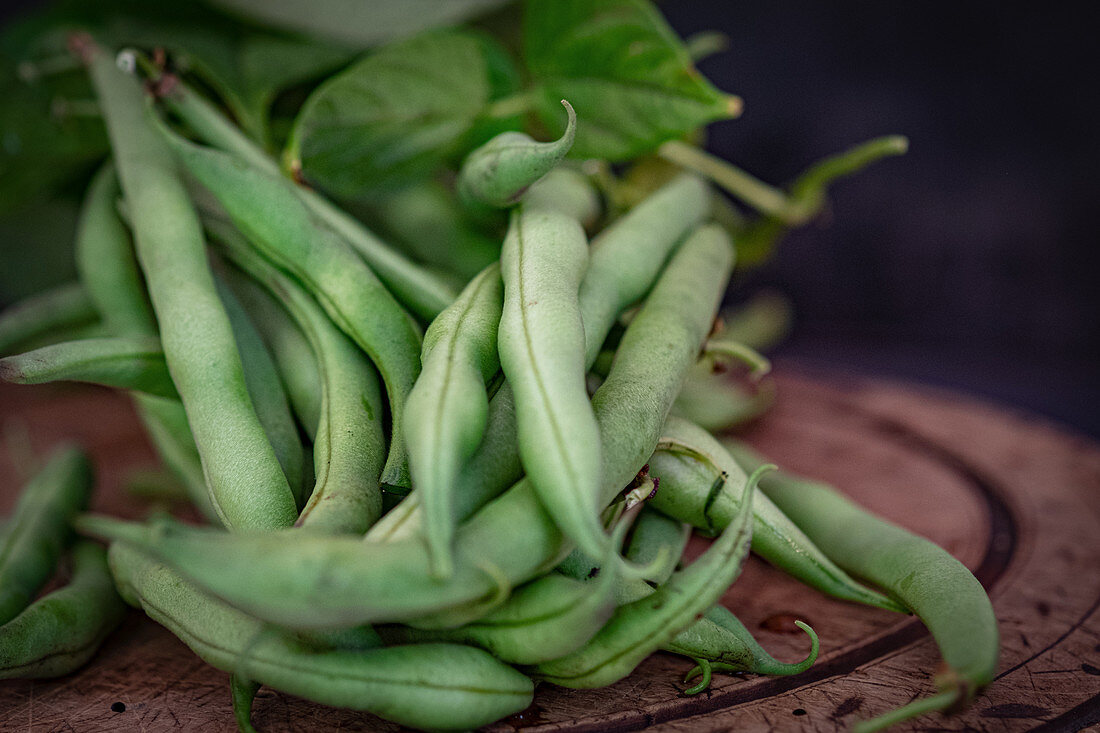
[2,1,1096,436]
[663,2,1099,437]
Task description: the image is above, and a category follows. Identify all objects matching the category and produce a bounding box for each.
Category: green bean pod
[0,335,176,398]
[726,441,999,732]
[383,521,623,664]
[152,118,420,490]
[529,465,759,688]
[144,70,456,321]
[365,174,710,545]
[221,266,322,441]
[671,366,775,432]
[457,99,576,210]
[81,37,297,529]
[498,202,608,561]
[212,271,307,503]
[74,163,157,336]
[71,156,215,524]
[0,541,125,679]
[647,417,903,612]
[77,223,732,628]
[0,283,98,357]
[0,445,92,625]
[404,262,503,576]
[212,225,387,534]
[107,544,534,731]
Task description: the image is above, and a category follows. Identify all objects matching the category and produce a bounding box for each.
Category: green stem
[658,140,793,220]
[484,91,535,120]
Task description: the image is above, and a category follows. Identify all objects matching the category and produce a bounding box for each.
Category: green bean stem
[725,440,999,732]
[0,541,125,679]
[79,36,297,529]
[77,223,733,628]
[0,445,92,625]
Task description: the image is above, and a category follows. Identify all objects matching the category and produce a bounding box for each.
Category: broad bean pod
[80,37,297,529]
[107,544,534,731]
[647,417,904,612]
[0,335,176,398]
[726,441,999,732]
[0,445,91,625]
[78,223,733,628]
[0,541,125,678]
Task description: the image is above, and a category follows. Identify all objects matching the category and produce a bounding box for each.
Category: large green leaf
[203,0,514,49]
[523,0,740,160]
[289,31,491,198]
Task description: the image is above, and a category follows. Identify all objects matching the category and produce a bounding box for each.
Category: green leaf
[523,0,740,160]
[204,0,515,49]
[289,31,492,198]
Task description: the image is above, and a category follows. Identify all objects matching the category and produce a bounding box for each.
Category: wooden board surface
[1,366,1099,732]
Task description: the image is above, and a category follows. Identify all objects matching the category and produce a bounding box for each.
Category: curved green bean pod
[0,541,125,678]
[726,441,999,732]
[153,119,420,490]
[0,335,176,398]
[457,99,576,210]
[212,224,386,533]
[366,176,710,546]
[673,607,818,679]
[648,417,903,612]
[221,266,322,441]
[0,445,92,625]
[671,367,776,432]
[498,202,608,561]
[74,163,156,336]
[107,543,534,730]
[72,156,215,524]
[529,465,759,688]
[140,66,456,321]
[77,223,732,628]
[404,262,503,576]
[212,272,306,503]
[0,283,98,357]
[81,37,297,529]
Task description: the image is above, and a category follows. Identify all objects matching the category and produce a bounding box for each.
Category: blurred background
[1,1,1096,436]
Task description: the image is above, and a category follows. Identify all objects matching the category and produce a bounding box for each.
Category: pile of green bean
[0,25,999,733]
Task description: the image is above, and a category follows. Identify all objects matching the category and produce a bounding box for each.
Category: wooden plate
[1,366,1098,732]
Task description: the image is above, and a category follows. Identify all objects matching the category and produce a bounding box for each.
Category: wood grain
[1,365,1098,732]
